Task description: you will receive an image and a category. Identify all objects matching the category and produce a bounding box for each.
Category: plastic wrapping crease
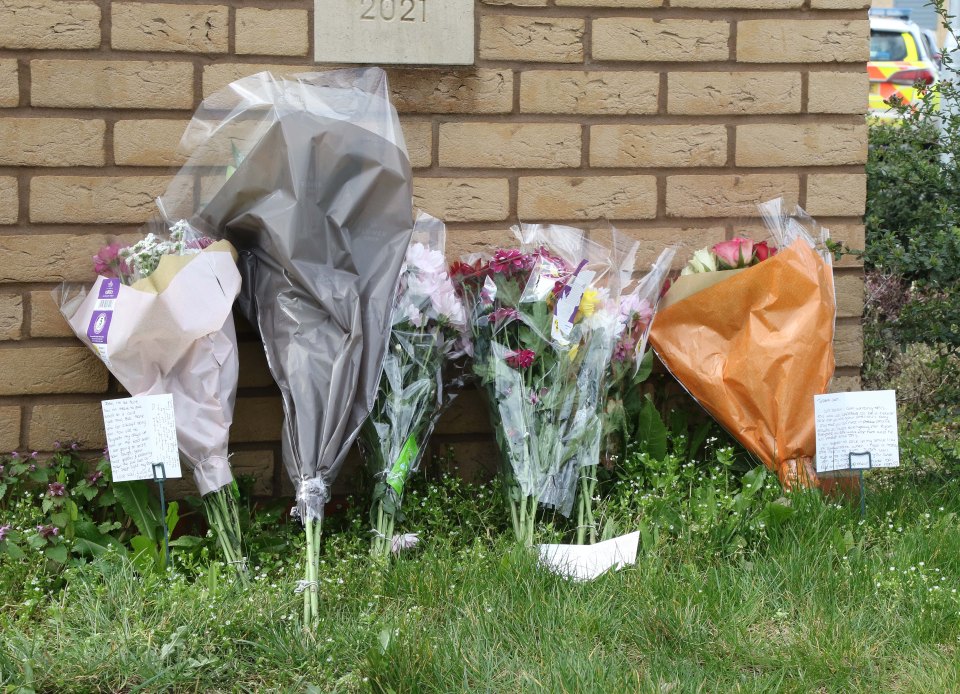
[649,199,837,488]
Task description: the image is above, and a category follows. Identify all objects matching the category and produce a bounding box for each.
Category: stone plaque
[315,0,474,65]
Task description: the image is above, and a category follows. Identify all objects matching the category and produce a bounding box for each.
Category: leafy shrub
[863,1,960,422]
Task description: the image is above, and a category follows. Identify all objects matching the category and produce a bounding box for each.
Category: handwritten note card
[101,395,182,482]
[814,390,899,473]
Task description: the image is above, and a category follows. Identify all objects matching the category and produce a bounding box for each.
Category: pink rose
[713,238,755,269]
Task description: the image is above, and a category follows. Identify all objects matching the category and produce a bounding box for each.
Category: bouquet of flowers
[649,198,837,487]
[152,67,413,627]
[454,225,624,546]
[57,220,247,575]
[601,248,675,477]
[360,213,468,559]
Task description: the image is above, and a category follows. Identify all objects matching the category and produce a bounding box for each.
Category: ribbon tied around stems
[294,579,318,594]
[295,477,330,522]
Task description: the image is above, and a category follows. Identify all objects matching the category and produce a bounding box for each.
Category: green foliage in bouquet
[361,235,468,560]
[454,245,617,546]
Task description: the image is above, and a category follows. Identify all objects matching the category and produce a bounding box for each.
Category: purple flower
[0,524,9,542]
[28,464,36,472]
[489,249,532,275]
[47,482,66,497]
[87,470,104,484]
[71,442,79,451]
[30,451,37,459]
[53,441,61,450]
[36,525,59,539]
[10,452,18,459]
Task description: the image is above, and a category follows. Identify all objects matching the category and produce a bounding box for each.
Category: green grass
[2,472,959,693]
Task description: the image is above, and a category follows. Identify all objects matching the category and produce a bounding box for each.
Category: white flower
[680,248,718,275]
[405,242,447,276]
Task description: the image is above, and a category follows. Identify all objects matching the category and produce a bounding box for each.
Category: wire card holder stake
[153,462,171,569]
[847,451,873,519]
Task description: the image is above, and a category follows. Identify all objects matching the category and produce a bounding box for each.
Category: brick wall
[0,0,869,497]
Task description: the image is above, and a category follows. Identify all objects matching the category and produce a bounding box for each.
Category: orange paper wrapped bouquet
[649,199,837,488]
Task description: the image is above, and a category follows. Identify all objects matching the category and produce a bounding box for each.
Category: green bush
[863,1,960,422]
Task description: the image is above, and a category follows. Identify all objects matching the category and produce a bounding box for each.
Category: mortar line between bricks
[3,53,869,74]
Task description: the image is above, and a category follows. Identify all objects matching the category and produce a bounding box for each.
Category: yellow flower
[578,288,599,319]
[568,344,579,361]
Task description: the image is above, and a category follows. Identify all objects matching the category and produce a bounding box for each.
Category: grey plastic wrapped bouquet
[155,67,414,625]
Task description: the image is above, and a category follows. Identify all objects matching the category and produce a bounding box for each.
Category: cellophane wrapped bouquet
[601,248,675,477]
[59,220,247,576]
[360,213,469,559]
[650,198,837,488]
[453,225,624,546]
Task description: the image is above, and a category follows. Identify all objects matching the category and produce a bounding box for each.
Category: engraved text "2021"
[360,0,426,22]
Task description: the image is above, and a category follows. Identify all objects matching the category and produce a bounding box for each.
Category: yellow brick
[736,124,867,167]
[834,322,862,368]
[111,3,228,53]
[834,272,864,318]
[401,120,432,169]
[30,176,172,224]
[31,60,193,109]
[28,403,106,449]
[811,0,869,7]
[29,290,73,337]
[0,234,129,284]
[0,293,23,340]
[518,175,657,220]
[202,65,514,115]
[520,70,659,115]
[668,72,802,115]
[591,226,727,269]
[413,178,510,222]
[235,8,308,57]
[673,0,799,5]
[0,346,108,395]
[557,0,660,5]
[0,59,19,106]
[393,69,516,115]
[114,119,189,166]
[0,406,19,450]
[0,0,100,49]
[480,16,584,63]
[806,173,867,217]
[665,174,800,217]
[737,20,869,63]
[0,118,104,167]
[482,0,548,5]
[593,19,729,62]
[808,71,869,114]
[233,396,284,442]
[590,125,727,168]
[830,224,865,267]
[445,227,519,261]
[0,177,16,225]
[439,123,581,168]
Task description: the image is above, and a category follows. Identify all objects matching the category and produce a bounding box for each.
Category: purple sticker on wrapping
[87,310,112,344]
[98,278,120,300]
